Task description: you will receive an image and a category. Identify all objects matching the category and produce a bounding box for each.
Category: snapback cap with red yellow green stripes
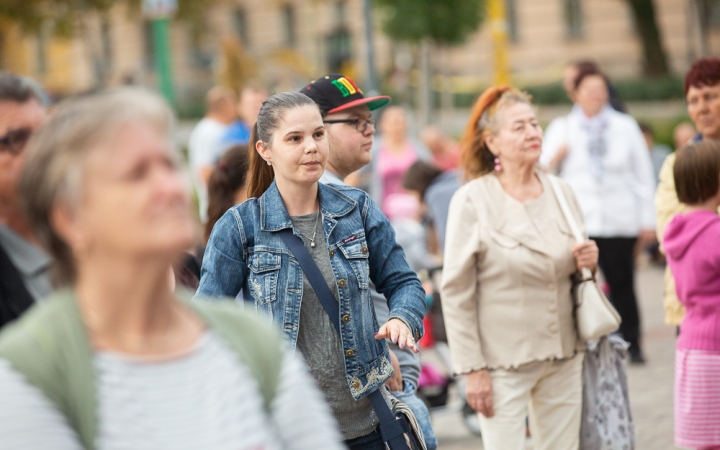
[301,74,391,116]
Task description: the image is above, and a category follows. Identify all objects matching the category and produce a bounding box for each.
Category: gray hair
[20,87,174,285]
[0,72,43,104]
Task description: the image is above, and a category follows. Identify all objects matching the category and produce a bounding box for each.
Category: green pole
[152,18,175,105]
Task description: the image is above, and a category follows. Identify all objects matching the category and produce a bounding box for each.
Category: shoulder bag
[278,228,426,450]
[547,175,621,342]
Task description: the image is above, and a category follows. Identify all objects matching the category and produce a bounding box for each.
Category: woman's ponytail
[247,121,275,199]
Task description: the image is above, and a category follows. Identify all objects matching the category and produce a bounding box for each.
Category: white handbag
[547,175,621,342]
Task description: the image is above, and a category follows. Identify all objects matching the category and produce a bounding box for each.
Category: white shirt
[319,170,345,185]
[188,117,229,222]
[0,332,343,450]
[541,106,656,237]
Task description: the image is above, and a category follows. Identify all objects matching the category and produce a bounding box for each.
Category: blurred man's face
[0,99,46,211]
[238,88,268,125]
[686,84,720,141]
[324,105,375,179]
[673,122,696,149]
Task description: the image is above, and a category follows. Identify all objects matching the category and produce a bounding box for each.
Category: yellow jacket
[655,152,720,325]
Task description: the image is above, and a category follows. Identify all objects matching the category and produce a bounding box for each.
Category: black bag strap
[277,228,410,450]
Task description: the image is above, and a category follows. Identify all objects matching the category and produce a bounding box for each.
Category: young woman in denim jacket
[196,92,426,449]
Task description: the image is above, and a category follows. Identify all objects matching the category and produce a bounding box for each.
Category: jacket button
[547,283,555,290]
[352,380,361,389]
[329,250,335,257]
[338,279,346,287]
[361,246,368,254]
[547,301,558,312]
[549,323,559,333]
[342,314,351,323]
[345,349,355,357]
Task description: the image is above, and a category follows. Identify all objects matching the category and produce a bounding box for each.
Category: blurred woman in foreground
[0,88,342,450]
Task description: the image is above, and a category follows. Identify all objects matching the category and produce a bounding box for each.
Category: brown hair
[20,87,173,285]
[205,144,250,242]
[246,91,319,198]
[402,161,442,199]
[459,86,532,181]
[673,140,720,205]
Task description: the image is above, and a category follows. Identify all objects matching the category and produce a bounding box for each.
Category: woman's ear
[483,130,498,156]
[50,203,87,256]
[255,140,270,163]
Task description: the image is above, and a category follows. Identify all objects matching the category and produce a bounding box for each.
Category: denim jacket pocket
[248,251,282,304]
[338,238,370,289]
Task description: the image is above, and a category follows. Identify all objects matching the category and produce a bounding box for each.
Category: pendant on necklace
[310,241,316,248]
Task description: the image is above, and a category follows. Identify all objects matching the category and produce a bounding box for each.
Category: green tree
[374,0,485,124]
[374,0,485,45]
[626,0,670,77]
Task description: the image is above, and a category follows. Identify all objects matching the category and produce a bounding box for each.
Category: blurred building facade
[0,0,719,101]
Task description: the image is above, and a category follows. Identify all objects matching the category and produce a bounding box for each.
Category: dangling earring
[493,157,502,172]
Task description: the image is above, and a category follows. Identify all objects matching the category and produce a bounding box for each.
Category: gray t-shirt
[291,212,378,440]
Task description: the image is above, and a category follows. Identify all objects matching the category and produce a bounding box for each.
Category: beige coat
[441,171,583,374]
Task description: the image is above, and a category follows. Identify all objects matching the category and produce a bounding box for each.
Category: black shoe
[628,345,646,365]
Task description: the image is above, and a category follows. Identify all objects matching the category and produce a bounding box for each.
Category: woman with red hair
[441,87,598,449]
[656,57,720,332]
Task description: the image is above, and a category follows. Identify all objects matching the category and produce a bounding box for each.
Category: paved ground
[428,264,677,449]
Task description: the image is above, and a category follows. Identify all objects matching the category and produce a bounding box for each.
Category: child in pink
[663,140,720,450]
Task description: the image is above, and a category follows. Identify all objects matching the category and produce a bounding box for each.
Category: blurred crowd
[0,54,718,450]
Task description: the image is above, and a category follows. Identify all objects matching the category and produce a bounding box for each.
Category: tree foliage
[374,0,485,46]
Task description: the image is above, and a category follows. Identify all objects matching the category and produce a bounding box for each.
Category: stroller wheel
[461,401,483,436]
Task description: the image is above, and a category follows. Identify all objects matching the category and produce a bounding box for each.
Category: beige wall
[1,0,715,98]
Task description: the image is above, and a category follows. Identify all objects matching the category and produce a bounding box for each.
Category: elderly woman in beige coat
[441,87,599,450]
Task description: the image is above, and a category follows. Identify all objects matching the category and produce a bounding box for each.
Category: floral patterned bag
[580,335,635,450]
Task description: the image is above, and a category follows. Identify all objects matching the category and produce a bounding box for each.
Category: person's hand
[375,319,418,353]
[572,240,599,273]
[466,370,494,418]
[638,229,657,246]
[385,350,403,392]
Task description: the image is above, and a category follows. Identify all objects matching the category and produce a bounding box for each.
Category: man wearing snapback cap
[302,74,438,450]
[302,74,389,185]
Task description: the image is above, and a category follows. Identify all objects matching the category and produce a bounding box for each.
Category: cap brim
[327,96,391,115]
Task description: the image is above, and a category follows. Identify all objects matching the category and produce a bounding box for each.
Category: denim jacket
[196,181,425,400]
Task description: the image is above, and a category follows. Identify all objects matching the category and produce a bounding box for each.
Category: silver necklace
[298,210,322,248]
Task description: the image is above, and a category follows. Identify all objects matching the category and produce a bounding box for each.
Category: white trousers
[477,353,584,450]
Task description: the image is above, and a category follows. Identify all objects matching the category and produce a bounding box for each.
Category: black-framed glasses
[0,128,33,155]
[323,118,376,133]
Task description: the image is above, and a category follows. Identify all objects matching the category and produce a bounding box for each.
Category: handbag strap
[547,175,593,280]
[277,228,410,450]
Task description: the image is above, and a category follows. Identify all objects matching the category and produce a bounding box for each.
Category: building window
[0,32,5,70]
[335,0,347,23]
[282,4,296,48]
[506,0,518,43]
[36,32,47,76]
[143,21,155,70]
[564,0,584,38]
[101,17,113,70]
[234,8,250,47]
